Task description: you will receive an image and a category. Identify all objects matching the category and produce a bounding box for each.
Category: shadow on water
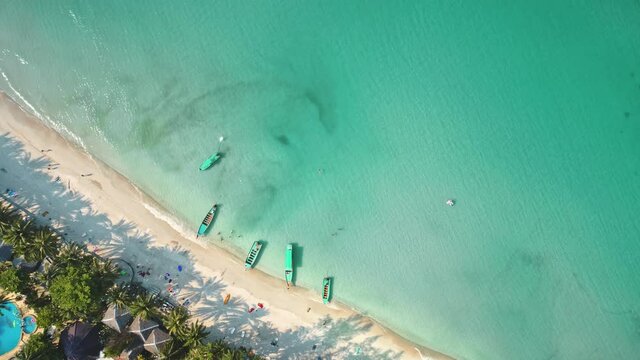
[0,133,406,360]
[253,239,267,268]
[292,242,303,285]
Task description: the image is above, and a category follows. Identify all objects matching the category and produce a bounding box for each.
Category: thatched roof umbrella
[101,304,132,333]
[128,316,159,341]
[143,328,171,354]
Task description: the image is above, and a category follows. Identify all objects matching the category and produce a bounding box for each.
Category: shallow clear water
[1,1,639,359]
[22,315,37,334]
[0,302,22,354]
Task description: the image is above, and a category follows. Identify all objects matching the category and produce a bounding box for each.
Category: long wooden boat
[196,204,217,238]
[199,153,221,171]
[244,241,262,270]
[284,244,293,288]
[322,277,332,304]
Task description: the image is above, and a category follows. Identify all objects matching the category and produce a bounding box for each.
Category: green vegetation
[185,340,261,360]
[0,200,263,359]
[106,283,131,308]
[0,261,22,292]
[14,333,64,360]
[0,292,11,316]
[49,266,103,320]
[1,209,60,263]
[130,293,160,320]
[163,306,189,337]
[103,331,138,358]
[181,320,209,348]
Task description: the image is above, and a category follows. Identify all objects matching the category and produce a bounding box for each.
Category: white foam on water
[68,10,79,26]
[0,69,88,151]
[14,53,28,65]
[141,199,199,244]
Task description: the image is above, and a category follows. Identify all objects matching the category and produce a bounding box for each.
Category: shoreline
[0,92,453,360]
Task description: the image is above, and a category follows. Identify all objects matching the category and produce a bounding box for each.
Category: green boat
[196,204,217,238]
[284,244,293,288]
[199,153,221,171]
[244,241,263,270]
[322,277,332,304]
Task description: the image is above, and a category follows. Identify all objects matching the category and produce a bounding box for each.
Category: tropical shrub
[34,303,62,329]
[0,262,22,292]
[49,266,99,320]
[103,332,138,358]
[49,258,116,321]
[14,333,64,360]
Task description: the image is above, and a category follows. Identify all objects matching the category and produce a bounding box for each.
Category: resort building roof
[128,316,159,341]
[101,304,133,333]
[60,321,101,360]
[143,328,171,354]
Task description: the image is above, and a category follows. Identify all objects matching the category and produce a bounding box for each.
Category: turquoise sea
[1,1,639,359]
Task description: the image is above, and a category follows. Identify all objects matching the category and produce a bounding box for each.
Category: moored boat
[196,204,217,237]
[244,241,263,269]
[199,153,221,171]
[284,244,293,288]
[322,277,332,304]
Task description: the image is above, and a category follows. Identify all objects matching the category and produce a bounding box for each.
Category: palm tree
[221,349,242,360]
[54,242,85,267]
[2,219,34,256]
[25,228,60,262]
[163,306,189,337]
[0,202,19,235]
[181,320,209,348]
[208,340,228,357]
[93,257,118,280]
[157,339,184,360]
[106,284,131,309]
[185,343,214,360]
[129,293,159,320]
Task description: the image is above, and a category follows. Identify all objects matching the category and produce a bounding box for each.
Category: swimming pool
[22,315,37,334]
[0,302,22,355]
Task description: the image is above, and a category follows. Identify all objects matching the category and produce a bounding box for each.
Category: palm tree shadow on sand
[0,133,406,360]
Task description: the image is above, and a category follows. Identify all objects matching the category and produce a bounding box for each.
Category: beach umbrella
[143,328,171,354]
[60,321,101,360]
[102,304,133,333]
[128,316,159,341]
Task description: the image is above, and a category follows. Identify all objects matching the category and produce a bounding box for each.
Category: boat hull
[199,153,221,171]
[285,244,293,287]
[244,241,262,269]
[322,277,332,304]
[196,205,217,237]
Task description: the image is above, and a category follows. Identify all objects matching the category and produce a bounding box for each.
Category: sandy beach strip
[0,92,453,360]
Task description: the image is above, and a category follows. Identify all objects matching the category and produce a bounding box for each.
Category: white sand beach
[0,92,453,360]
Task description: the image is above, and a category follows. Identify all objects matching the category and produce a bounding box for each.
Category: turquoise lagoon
[1,1,639,359]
